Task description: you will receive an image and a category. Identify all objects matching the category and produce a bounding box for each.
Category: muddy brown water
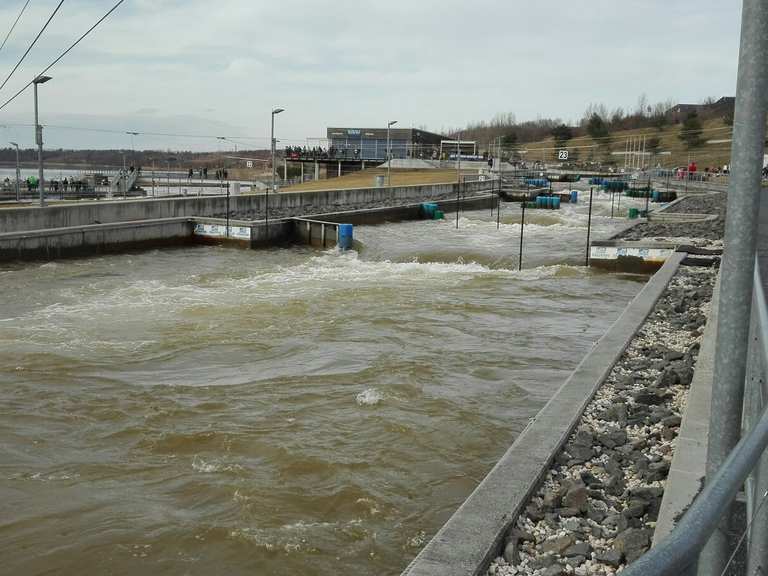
[0,196,648,575]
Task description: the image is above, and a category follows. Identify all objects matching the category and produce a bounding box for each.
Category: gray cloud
[0,0,742,150]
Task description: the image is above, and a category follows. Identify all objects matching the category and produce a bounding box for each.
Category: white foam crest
[192,455,243,474]
[356,387,384,406]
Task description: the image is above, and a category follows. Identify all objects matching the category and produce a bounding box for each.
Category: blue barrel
[420,202,438,218]
[536,196,544,208]
[552,196,561,209]
[338,224,354,250]
[652,191,660,202]
[570,191,578,203]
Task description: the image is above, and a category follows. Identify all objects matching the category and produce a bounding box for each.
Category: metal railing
[621,259,768,576]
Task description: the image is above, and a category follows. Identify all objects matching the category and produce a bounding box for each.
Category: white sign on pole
[558,150,569,160]
[246,160,253,168]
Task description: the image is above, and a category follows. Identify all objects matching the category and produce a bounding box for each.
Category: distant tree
[586,113,610,140]
[502,132,518,147]
[646,136,661,153]
[679,112,703,148]
[551,124,573,148]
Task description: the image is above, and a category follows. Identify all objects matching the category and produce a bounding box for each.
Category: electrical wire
[0,0,64,94]
[0,0,126,113]
[0,0,32,54]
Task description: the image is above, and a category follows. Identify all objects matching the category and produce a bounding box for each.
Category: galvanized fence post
[699,0,768,574]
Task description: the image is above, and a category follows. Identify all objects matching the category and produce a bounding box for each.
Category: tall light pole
[269,107,285,234]
[33,75,52,207]
[9,141,20,201]
[387,120,398,186]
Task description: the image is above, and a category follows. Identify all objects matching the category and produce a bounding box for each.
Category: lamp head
[9,141,18,147]
[388,120,398,127]
[272,107,285,115]
[33,75,52,85]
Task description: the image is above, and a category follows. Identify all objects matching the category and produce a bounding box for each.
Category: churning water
[0,194,647,575]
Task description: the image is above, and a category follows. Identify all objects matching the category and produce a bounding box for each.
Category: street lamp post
[387,120,398,187]
[9,141,20,201]
[269,107,285,234]
[33,75,52,207]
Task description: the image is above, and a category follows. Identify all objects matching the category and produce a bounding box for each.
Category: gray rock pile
[487,265,717,576]
[619,193,726,241]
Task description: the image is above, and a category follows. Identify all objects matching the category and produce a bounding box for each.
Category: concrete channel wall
[0,193,496,261]
[0,218,194,261]
[0,180,490,234]
[402,253,687,576]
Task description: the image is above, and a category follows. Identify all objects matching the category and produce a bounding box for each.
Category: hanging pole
[644,176,651,216]
[699,0,768,574]
[518,200,526,271]
[611,190,615,218]
[456,132,461,229]
[585,187,594,266]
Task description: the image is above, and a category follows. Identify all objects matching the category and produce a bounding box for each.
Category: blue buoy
[552,196,561,209]
[338,224,354,250]
[570,191,578,204]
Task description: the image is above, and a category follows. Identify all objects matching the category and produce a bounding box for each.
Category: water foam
[356,388,384,406]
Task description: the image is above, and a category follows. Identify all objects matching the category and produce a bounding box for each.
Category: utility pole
[9,141,20,201]
[387,120,398,187]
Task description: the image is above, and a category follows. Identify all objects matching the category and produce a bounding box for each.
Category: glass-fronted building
[326,127,446,161]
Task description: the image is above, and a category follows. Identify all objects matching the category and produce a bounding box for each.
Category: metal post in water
[518,200,526,271]
[226,182,230,239]
[699,0,768,574]
[611,191,615,218]
[456,132,461,229]
[585,187,594,267]
[645,177,651,216]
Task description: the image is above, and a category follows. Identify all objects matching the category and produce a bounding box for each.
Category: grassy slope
[519,119,735,170]
[282,168,473,192]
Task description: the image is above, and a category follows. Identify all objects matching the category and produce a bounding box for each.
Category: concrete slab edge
[652,272,721,545]
[401,252,687,576]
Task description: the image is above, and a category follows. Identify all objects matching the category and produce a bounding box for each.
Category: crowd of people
[187,167,229,180]
[284,145,442,161]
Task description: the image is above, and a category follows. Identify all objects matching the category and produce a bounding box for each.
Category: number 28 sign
[558,150,569,160]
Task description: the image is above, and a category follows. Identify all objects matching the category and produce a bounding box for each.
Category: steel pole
[456,133,461,229]
[34,83,44,207]
[585,187,594,267]
[14,144,20,201]
[269,113,274,234]
[699,0,768,574]
[387,124,391,187]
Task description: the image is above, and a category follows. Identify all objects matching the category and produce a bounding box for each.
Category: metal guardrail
[621,259,768,576]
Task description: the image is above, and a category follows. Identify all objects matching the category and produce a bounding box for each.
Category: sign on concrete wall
[590,245,673,262]
[194,223,251,240]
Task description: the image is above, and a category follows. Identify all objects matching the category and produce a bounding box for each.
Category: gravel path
[485,190,723,576]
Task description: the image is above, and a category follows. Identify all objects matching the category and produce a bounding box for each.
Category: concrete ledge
[0,217,194,261]
[653,274,720,544]
[402,253,687,576]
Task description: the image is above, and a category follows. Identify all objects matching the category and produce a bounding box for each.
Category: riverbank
[484,193,724,576]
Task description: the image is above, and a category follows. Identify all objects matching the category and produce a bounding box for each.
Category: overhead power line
[0,0,32,54]
[0,0,126,113]
[0,0,65,94]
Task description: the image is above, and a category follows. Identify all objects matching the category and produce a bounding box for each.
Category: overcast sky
[0,0,743,151]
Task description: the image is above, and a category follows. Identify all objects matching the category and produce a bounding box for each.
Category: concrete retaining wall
[402,253,687,576]
[0,218,194,261]
[0,180,490,233]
